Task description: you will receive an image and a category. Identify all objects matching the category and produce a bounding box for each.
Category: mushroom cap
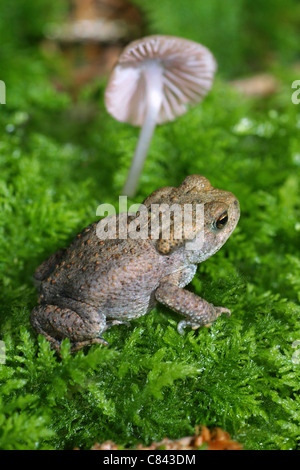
[105,35,217,126]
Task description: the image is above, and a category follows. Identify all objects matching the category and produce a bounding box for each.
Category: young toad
[31,175,240,351]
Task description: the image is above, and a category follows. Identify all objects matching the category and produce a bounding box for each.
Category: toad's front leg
[155,281,231,334]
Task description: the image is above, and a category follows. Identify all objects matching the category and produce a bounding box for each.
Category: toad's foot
[103,319,130,332]
[177,308,231,335]
[70,337,109,352]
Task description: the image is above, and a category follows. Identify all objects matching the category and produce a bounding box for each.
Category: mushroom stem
[122,61,163,197]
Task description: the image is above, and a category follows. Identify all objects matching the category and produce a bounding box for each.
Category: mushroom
[105,35,217,197]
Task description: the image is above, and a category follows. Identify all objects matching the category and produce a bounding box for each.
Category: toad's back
[37,221,168,319]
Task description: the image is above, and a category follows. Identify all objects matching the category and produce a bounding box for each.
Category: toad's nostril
[234,200,239,206]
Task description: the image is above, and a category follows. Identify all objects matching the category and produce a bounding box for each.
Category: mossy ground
[0,0,300,451]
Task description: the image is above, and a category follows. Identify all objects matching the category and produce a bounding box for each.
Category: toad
[31,175,240,351]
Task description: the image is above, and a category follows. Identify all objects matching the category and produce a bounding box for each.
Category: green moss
[0,0,300,451]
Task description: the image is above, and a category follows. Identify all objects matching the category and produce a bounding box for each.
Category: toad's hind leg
[30,304,108,352]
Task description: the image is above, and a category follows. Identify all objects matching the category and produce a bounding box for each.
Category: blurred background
[1,0,300,95]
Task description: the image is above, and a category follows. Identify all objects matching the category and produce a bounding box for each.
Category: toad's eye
[215,211,228,229]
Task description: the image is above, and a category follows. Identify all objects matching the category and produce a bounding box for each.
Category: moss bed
[0,1,300,451]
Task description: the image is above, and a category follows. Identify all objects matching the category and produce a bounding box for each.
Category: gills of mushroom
[105,35,217,197]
